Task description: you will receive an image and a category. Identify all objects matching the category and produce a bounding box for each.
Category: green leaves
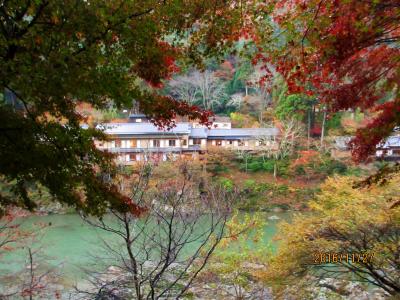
[0,0,249,214]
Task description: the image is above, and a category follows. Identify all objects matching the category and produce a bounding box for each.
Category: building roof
[209,116,231,123]
[128,113,148,119]
[97,123,191,135]
[189,128,208,138]
[97,122,279,139]
[207,128,279,139]
[334,136,352,150]
[378,135,400,149]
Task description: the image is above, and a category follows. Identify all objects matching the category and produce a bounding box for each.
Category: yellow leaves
[264,172,400,294]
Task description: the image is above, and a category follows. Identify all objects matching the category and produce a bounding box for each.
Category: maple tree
[252,0,400,162]
[0,0,248,214]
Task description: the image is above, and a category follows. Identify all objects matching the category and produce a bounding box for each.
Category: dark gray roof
[208,128,279,139]
[190,128,208,138]
[97,123,190,135]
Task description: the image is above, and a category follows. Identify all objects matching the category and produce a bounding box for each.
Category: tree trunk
[320,107,327,149]
[273,162,277,178]
[307,109,311,149]
[124,216,142,300]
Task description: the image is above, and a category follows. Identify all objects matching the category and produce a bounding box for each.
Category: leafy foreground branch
[264,173,400,299]
[76,163,237,299]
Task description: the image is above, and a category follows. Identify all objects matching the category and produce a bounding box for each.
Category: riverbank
[0,212,291,296]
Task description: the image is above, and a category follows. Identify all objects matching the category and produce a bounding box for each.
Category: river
[0,212,292,294]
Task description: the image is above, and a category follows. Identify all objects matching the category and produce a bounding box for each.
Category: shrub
[247,161,263,172]
[244,179,256,190]
[212,164,229,174]
[262,160,275,172]
[218,177,234,191]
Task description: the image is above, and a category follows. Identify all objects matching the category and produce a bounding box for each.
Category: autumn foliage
[253,0,400,161]
[265,173,400,297]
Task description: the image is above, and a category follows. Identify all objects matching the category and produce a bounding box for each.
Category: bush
[212,164,229,174]
[294,165,306,175]
[218,177,234,191]
[275,184,289,195]
[317,157,347,175]
[262,160,275,172]
[276,160,290,177]
[244,179,256,190]
[247,161,263,172]
[344,167,363,177]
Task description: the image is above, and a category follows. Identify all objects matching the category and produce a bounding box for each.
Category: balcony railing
[100,145,202,153]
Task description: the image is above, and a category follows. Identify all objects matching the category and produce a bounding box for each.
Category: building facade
[376,135,400,161]
[95,116,279,165]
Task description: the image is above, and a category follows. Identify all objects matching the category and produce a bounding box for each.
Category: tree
[247,65,274,124]
[78,162,236,299]
[253,0,400,162]
[0,210,60,299]
[206,211,271,299]
[167,74,199,105]
[169,70,227,111]
[236,149,252,173]
[263,173,400,298]
[260,118,302,177]
[0,0,247,214]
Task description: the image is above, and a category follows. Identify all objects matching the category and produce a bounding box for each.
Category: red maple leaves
[255,0,400,161]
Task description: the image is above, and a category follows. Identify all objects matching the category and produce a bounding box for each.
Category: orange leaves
[291,150,320,168]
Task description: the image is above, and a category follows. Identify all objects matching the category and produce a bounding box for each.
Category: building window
[182,139,187,146]
[153,140,160,147]
[115,140,121,147]
[239,140,245,146]
[168,140,176,147]
[193,138,201,145]
[228,140,233,145]
[121,140,130,148]
[129,154,136,161]
[216,140,222,146]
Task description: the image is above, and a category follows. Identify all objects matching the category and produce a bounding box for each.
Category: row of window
[101,139,187,148]
[119,153,181,162]
[212,140,273,147]
[101,138,273,149]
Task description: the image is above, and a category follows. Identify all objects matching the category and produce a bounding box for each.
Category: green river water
[0,212,292,290]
